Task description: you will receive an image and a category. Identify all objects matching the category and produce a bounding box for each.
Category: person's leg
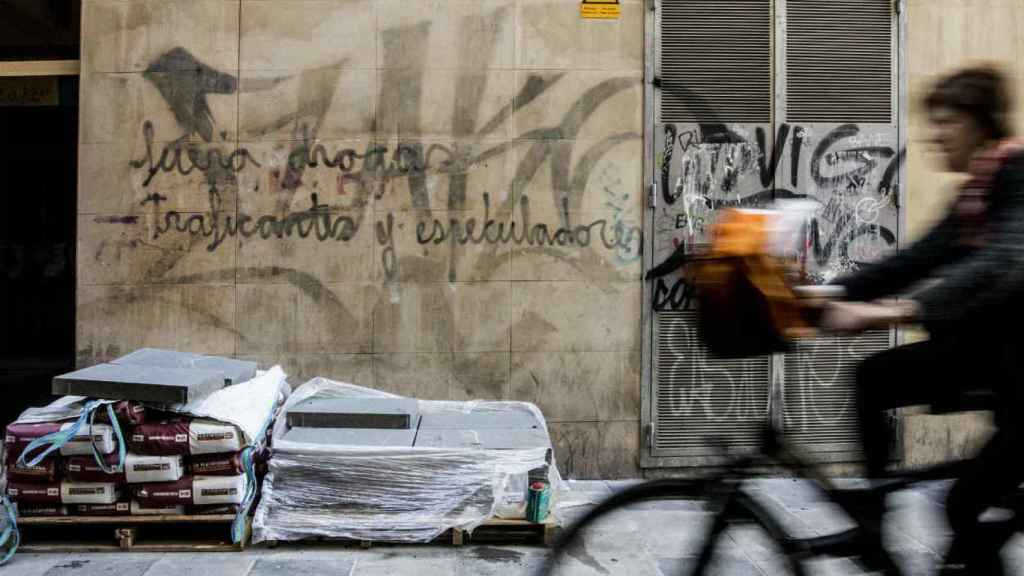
[941,426,1024,575]
[856,341,943,476]
[852,341,949,574]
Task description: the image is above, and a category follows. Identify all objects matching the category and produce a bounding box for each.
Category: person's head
[924,65,1014,172]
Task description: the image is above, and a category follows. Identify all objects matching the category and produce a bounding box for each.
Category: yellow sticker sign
[581,0,620,19]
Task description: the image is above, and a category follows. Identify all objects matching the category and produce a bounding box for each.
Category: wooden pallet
[449,516,558,546]
[267,515,558,549]
[16,514,250,553]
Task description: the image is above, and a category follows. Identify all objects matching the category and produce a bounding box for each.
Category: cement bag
[127,420,189,455]
[130,501,185,516]
[5,457,60,484]
[4,423,62,462]
[93,401,146,427]
[72,501,130,516]
[64,454,125,483]
[58,423,117,456]
[125,454,184,484]
[133,475,247,506]
[191,504,241,515]
[14,504,66,518]
[5,483,61,505]
[129,419,242,456]
[61,482,121,505]
[190,452,245,476]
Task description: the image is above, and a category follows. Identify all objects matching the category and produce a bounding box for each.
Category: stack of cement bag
[0,351,287,524]
[253,378,559,544]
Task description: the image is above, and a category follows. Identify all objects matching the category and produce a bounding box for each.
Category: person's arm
[833,214,960,302]
[912,156,1024,328]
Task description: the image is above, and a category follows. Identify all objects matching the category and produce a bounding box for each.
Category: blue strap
[231,397,278,544]
[88,404,126,474]
[17,400,98,468]
[18,400,125,473]
[231,446,257,544]
[0,496,19,566]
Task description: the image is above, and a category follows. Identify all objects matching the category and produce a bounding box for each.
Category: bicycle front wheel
[535,479,807,576]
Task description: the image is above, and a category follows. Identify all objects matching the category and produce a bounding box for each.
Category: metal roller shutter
[653,312,770,454]
[782,330,891,452]
[786,0,894,123]
[658,0,772,123]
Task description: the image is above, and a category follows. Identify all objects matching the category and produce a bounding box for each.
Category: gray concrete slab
[286,398,420,430]
[282,426,418,447]
[413,428,551,450]
[418,406,541,430]
[52,364,224,404]
[113,349,257,387]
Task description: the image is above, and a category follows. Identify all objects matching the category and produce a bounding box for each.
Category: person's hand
[820,300,920,332]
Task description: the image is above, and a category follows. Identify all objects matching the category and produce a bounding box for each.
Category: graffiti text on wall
[652,122,904,311]
[114,42,642,283]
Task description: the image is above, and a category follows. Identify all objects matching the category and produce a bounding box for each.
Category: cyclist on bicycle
[821,65,1024,575]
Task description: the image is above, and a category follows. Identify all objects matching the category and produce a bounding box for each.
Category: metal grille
[782,330,890,450]
[654,312,770,451]
[659,0,772,124]
[786,0,893,123]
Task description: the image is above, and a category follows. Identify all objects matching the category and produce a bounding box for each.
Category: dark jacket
[836,153,1024,417]
[838,153,1024,336]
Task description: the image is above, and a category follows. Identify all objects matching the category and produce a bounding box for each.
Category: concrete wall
[897,0,1024,466]
[76,0,645,479]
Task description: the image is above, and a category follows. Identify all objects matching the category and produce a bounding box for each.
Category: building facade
[63,0,1024,478]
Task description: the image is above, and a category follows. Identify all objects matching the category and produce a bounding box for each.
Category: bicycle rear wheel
[535,479,807,576]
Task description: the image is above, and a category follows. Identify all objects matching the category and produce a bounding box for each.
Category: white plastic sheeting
[8,367,290,447]
[253,378,561,543]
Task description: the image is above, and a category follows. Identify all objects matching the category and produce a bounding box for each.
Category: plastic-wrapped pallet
[253,378,561,544]
[1,365,289,565]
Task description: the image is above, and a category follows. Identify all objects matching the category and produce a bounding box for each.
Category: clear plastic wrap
[253,378,562,544]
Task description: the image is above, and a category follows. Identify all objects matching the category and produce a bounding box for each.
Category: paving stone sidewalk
[4,479,1023,575]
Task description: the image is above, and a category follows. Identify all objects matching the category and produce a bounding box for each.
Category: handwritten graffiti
[144,190,358,251]
[656,314,768,423]
[130,121,260,187]
[652,121,904,310]
[415,194,638,253]
[114,40,642,283]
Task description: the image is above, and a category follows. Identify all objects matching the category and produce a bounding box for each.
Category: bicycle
[536,419,1022,575]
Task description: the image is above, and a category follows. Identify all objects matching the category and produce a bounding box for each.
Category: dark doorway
[0,75,78,426]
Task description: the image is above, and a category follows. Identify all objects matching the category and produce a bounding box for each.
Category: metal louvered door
[649,0,775,463]
[775,0,900,459]
[644,0,903,467]
[782,330,891,459]
[654,312,771,457]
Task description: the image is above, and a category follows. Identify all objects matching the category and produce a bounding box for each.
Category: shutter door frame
[641,0,908,469]
[775,0,901,460]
